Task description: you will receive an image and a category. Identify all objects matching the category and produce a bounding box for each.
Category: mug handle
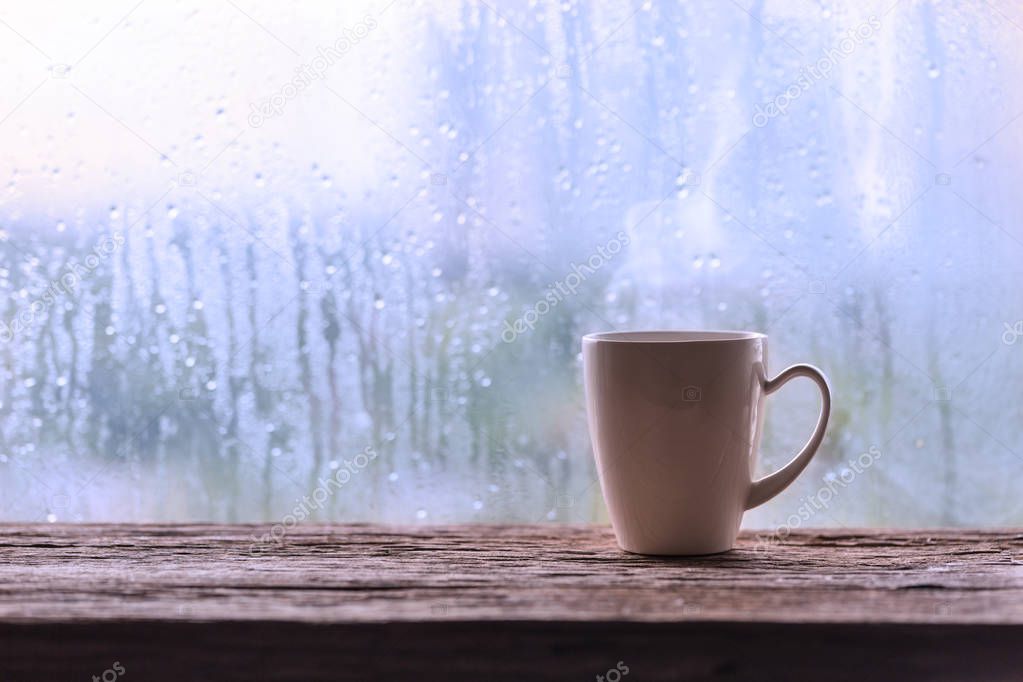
[745,364,832,509]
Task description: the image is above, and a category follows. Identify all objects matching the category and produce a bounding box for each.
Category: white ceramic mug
[583,331,831,555]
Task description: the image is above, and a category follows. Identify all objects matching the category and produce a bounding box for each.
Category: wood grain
[1,524,1021,680]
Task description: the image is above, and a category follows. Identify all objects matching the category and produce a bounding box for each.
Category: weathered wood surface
[1,524,1022,680]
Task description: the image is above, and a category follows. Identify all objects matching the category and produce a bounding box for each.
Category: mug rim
[583,329,766,343]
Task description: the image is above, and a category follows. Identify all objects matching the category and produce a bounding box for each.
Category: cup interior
[583,330,764,343]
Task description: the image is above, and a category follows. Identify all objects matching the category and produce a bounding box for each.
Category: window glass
[1,1,1020,527]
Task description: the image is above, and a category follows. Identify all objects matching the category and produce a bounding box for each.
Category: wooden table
[1,525,1021,680]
